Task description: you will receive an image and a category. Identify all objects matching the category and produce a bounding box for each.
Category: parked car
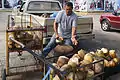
[100,9,120,31]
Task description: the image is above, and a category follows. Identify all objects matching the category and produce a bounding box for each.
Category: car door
[110,10,120,29]
[116,10,120,29]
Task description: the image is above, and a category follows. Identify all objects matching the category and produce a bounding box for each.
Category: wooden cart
[2,14,45,80]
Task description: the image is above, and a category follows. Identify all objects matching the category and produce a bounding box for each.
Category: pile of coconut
[52,48,120,80]
[52,49,104,80]
[95,48,120,67]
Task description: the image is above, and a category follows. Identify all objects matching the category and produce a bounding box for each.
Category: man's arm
[54,11,63,40]
[72,27,77,39]
[71,27,78,45]
[53,21,59,38]
[54,21,63,40]
[71,16,78,45]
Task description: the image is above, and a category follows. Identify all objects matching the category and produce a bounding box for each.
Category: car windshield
[117,10,120,15]
[27,1,61,11]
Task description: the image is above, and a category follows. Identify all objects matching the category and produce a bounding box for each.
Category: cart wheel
[1,69,6,80]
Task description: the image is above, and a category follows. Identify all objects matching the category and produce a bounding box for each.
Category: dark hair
[65,2,73,9]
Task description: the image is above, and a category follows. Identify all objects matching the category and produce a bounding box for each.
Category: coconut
[93,62,103,74]
[56,38,63,44]
[72,54,80,59]
[109,60,116,67]
[109,50,115,53]
[113,58,119,64]
[66,71,85,80]
[90,51,95,55]
[86,69,94,78]
[78,49,86,60]
[66,72,74,80]
[60,64,71,72]
[53,75,60,80]
[15,43,21,48]
[96,49,105,58]
[57,56,69,67]
[52,63,60,69]
[101,48,108,55]
[75,71,85,80]
[84,53,93,63]
[8,32,14,39]
[80,61,89,71]
[104,59,109,67]
[8,40,12,44]
[80,60,91,65]
[68,57,79,67]
[80,60,92,71]
[109,50,117,58]
[97,49,103,54]
[8,44,12,48]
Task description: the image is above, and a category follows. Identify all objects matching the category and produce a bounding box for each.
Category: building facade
[0,0,23,9]
[58,0,120,12]
[0,0,120,12]
[74,0,120,12]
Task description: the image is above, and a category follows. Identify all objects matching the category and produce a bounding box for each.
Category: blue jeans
[42,35,72,57]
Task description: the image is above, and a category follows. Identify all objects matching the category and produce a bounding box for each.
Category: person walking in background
[17,0,23,5]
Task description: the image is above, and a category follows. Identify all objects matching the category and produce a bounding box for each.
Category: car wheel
[101,20,110,31]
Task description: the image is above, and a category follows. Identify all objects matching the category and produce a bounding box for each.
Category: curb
[0,9,12,12]
[74,11,111,16]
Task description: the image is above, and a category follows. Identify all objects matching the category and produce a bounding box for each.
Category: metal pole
[30,15,32,27]
[21,14,23,28]
[6,31,9,75]
[7,15,10,29]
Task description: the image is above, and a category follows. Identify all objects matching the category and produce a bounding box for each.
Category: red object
[100,10,120,30]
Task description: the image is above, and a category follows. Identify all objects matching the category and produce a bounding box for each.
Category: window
[117,10,120,15]
[27,1,61,11]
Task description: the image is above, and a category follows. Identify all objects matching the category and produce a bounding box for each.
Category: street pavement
[0,11,120,80]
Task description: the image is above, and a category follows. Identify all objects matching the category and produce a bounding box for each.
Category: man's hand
[71,37,78,45]
[55,34,63,40]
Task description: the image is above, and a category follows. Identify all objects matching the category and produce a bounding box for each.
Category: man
[42,2,78,57]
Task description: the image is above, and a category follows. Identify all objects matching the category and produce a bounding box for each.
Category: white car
[12,0,94,45]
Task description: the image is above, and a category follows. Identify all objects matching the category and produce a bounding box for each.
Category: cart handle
[9,37,25,48]
[9,37,65,79]
[42,67,51,80]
